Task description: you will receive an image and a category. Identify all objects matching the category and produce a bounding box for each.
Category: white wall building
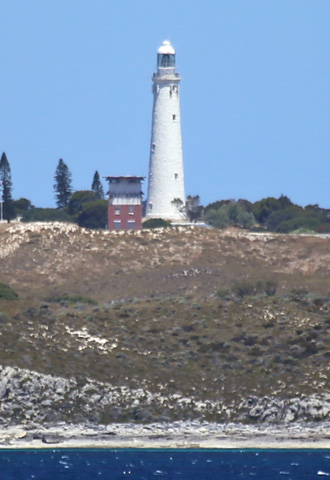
[146,40,187,222]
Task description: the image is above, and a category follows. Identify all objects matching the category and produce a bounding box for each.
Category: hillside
[0,222,330,426]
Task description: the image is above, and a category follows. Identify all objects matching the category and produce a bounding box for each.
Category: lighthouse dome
[157,40,176,69]
[157,40,175,55]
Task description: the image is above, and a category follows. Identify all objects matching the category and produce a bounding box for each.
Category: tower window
[172,114,176,121]
[175,173,178,180]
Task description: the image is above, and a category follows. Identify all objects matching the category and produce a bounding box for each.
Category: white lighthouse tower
[146,40,187,222]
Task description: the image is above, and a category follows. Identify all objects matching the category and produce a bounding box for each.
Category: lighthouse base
[145,211,188,224]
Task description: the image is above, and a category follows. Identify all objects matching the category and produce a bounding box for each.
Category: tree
[0,152,15,221]
[53,159,72,208]
[251,196,293,224]
[22,207,73,223]
[76,200,108,229]
[12,198,33,217]
[205,201,255,229]
[186,195,204,222]
[91,171,104,199]
[205,207,230,229]
[68,190,98,216]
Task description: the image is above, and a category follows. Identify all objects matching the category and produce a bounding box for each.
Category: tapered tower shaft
[146,41,186,221]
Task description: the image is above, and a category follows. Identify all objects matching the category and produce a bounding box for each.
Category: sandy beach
[0,422,330,449]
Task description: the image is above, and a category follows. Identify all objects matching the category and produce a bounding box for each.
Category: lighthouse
[146,40,187,222]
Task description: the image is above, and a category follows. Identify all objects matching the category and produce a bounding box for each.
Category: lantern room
[157,40,176,70]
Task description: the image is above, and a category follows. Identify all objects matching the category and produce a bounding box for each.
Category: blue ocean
[0,449,329,479]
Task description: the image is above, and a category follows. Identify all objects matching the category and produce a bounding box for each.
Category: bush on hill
[21,208,73,223]
[142,218,171,229]
[68,190,98,216]
[205,200,255,229]
[204,195,330,233]
[12,198,33,216]
[217,280,278,299]
[45,294,97,305]
[76,200,108,229]
[0,283,19,300]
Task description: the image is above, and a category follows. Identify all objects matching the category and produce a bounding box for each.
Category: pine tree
[91,170,104,199]
[0,152,15,221]
[53,158,73,208]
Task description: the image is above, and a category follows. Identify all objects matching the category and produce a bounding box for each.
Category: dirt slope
[1,222,330,302]
[0,222,330,425]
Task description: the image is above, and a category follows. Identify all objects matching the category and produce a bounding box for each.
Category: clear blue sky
[1,1,330,208]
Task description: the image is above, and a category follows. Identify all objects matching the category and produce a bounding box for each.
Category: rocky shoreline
[1,421,330,449]
[1,366,330,426]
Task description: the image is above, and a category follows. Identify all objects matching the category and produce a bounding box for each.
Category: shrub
[0,283,19,300]
[142,218,171,229]
[205,201,255,229]
[12,198,33,215]
[68,190,98,215]
[317,224,330,234]
[216,288,231,299]
[252,196,293,224]
[76,200,108,229]
[231,280,278,298]
[22,208,73,223]
[45,294,97,305]
[265,280,278,296]
[232,281,257,298]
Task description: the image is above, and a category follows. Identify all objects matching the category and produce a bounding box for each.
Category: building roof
[157,40,175,55]
[104,176,145,181]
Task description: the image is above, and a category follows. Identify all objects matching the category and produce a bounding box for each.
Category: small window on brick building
[115,206,120,215]
[129,206,135,215]
[114,220,121,230]
[128,220,135,230]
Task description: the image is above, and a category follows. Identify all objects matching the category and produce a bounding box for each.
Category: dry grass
[0,222,330,422]
[1,222,330,303]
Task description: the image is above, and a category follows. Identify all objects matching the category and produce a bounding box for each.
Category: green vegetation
[0,152,15,221]
[53,158,73,209]
[205,200,255,229]
[1,289,330,423]
[203,195,330,233]
[20,191,107,228]
[68,190,98,216]
[76,199,108,229]
[91,170,105,199]
[0,283,18,300]
[21,207,73,223]
[12,198,33,216]
[3,154,329,235]
[217,280,278,299]
[0,223,329,424]
[142,218,171,229]
[45,294,97,305]
[186,195,204,222]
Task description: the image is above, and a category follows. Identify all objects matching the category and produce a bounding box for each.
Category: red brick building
[105,176,144,231]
